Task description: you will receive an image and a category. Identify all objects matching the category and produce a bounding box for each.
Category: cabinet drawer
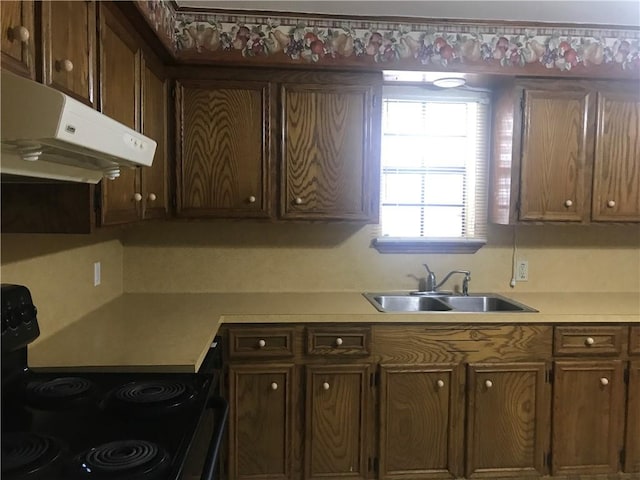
[306,327,371,356]
[228,328,294,359]
[554,326,624,356]
[630,326,640,356]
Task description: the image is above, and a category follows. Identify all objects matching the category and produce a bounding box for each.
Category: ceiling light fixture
[432,77,467,88]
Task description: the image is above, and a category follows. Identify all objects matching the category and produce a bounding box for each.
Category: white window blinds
[379,86,490,245]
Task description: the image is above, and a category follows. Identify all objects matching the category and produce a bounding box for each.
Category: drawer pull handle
[485,380,493,389]
[257,339,266,348]
[294,197,303,205]
[564,199,573,207]
[133,193,143,202]
[270,382,278,391]
[322,382,330,390]
[248,195,256,204]
[147,193,157,202]
[607,200,616,208]
[10,26,30,43]
[600,377,609,386]
[335,337,343,346]
[436,379,445,388]
[585,337,595,346]
[56,59,74,72]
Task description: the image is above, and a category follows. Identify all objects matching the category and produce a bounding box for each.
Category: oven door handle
[200,396,229,480]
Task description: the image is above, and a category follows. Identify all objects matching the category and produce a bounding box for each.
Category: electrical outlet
[516,260,528,282]
[93,262,101,286]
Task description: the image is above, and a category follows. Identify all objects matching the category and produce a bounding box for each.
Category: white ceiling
[175,1,640,27]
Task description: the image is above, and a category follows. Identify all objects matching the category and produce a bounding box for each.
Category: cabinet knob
[294,197,303,205]
[335,337,343,346]
[56,59,74,72]
[607,200,616,208]
[133,193,143,202]
[322,382,330,390]
[485,380,493,388]
[564,200,573,208]
[147,193,157,202]
[10,26,30,43]
[436,379,445,388]
[600,377,609,386]
[270,382,278,390]
[585,337,595,346]
[257,339,266,348]
[248,195,256,204]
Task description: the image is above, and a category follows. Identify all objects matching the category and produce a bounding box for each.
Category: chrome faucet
[422,264,471,295]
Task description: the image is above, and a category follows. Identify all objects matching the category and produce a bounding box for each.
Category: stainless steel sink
[367,294,452,312]
[364,292,537,313]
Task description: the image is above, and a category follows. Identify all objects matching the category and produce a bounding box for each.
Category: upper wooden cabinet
[592,86,640,222]
[175,69,382,222]
[176,79,272,218]
[40,0,96,106]
[1,0,35,79]
[98,3,168,226]
[280,83,379,221]
[491,79,640,224]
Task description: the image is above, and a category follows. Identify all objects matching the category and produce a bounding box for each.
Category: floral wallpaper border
[135,1,640,76]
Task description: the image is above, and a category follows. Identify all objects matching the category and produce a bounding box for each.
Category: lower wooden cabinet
[305,365,370,480]
[223,324,636,480]
[379,364,463,479]
[551,360,625,475]
[228,364,294,480]
[466,363,549,478]
[626,361,640,472]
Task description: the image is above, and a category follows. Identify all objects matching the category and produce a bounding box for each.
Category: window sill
[372,237,486,254]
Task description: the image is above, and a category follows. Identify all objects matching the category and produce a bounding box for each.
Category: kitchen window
[373,85,490,253]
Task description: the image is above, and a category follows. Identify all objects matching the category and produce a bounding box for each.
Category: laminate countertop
[28,291,640,373]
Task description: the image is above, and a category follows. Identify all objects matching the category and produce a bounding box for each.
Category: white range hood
[1,71,157,184]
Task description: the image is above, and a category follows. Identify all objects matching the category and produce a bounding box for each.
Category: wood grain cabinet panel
[228,328,294,359]
[40,0,96,106]
[98,4,140,226]
[229,364,294,480]
[1,0,34,79]
[625,361,640,473]
[280,83,379,221]
[518,87,592,222]
[141,58,169,220]
[592,87,640,222]
[554,326,625,356]
[630,326,640,356]
[491,79,639,225]
[379,364,463,479]
[551,360,625,475]
[466,363,549,478]
[306,327,371,356]
[176,80,271,218]
[305,364,370,480]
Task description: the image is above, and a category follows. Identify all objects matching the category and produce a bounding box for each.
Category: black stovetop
[1,368,217,480]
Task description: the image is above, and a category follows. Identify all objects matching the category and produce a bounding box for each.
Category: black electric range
[1,284,228,480]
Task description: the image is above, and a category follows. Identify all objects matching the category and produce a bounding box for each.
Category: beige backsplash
[122,221,640,294]
[1,235,124,340]
[2,221,638,342]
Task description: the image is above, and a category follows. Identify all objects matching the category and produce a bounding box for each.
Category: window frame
[373,84,491,254]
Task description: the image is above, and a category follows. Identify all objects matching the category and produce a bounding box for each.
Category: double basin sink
[363,292,537,313]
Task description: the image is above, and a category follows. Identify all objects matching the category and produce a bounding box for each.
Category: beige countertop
[28,291,640,373]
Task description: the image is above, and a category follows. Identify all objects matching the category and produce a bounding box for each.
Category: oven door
[180,338,229,480]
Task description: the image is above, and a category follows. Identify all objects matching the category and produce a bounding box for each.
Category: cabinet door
[41,0,96,106]
[281,82,380,221]
[305,364,369,480]
[229,364,294,480]
[379,364,463,479]
[592,87,640,222]
[519,87,593,222]
[625,361,640,473]
[176,80,271,218]
[1,0,34,79]
[552,360,625,475]
[141,58,168,220]
[466,363,549,478]
[98,4,141,226]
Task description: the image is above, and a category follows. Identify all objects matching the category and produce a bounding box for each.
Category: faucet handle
[462,272,471,296]
[422,264,436,291]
